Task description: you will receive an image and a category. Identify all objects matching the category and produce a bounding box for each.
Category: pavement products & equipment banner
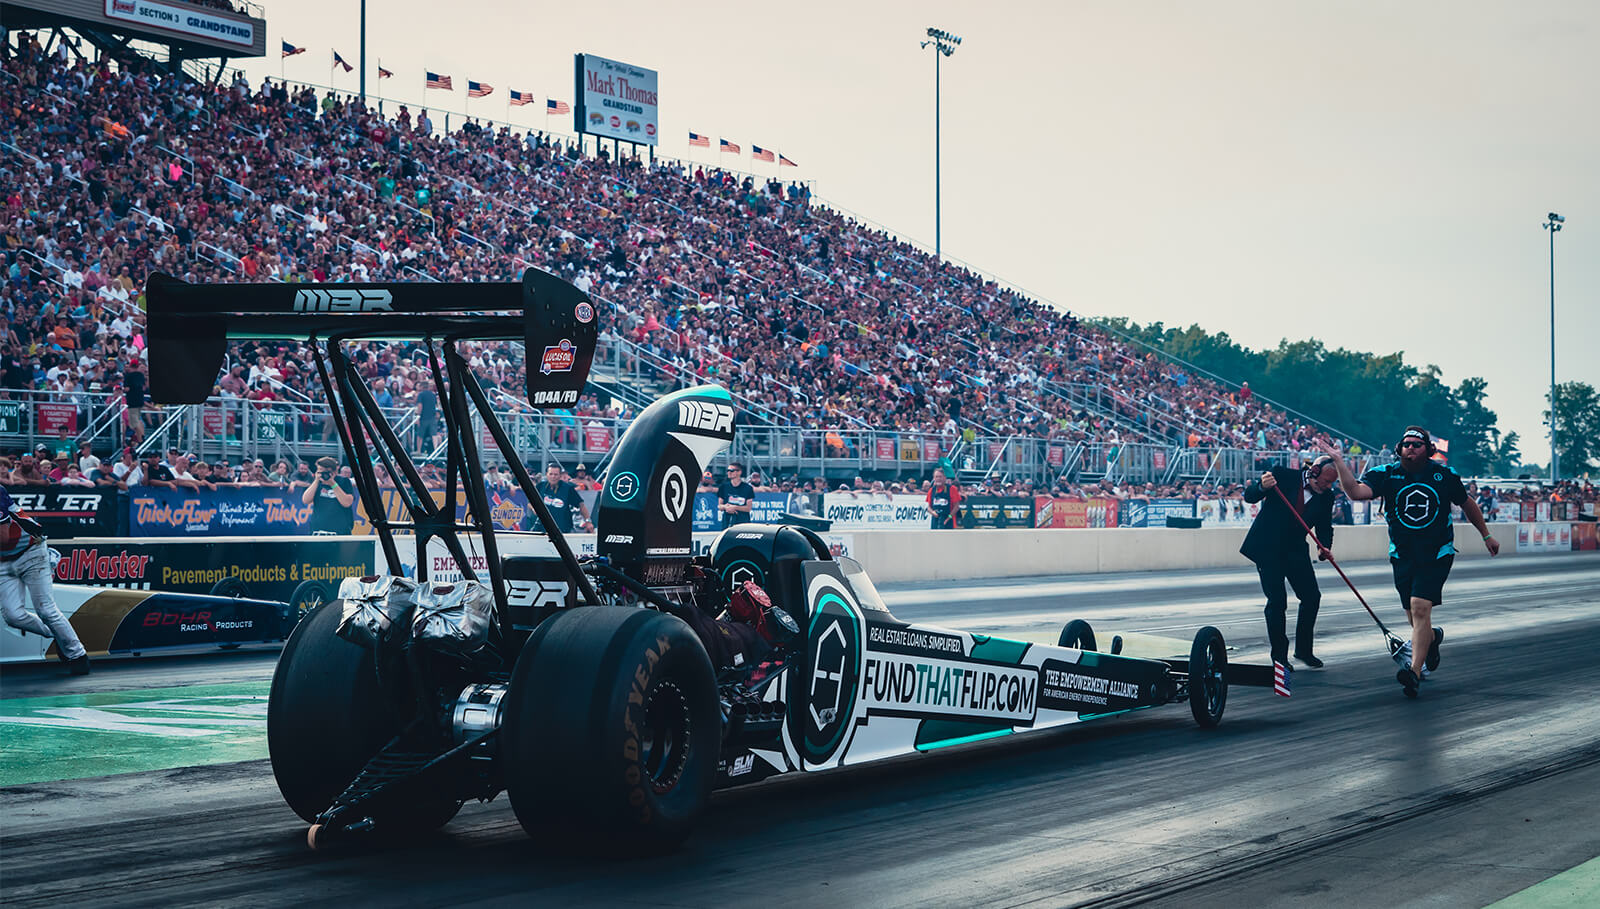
[49,537,376,602]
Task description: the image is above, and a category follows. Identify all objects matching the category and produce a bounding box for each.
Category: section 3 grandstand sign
[574,53,659,147]
[104,0,256,48]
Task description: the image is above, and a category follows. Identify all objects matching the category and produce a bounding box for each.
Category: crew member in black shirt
[717,462,756,528]
[302,456,355,534]
[1319,429,1498,697]
[926,466,961,529]
[527,463,590,534]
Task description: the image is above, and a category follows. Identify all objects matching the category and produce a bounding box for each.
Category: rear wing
[145,268,597,405]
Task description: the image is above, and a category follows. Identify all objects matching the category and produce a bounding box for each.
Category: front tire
[502,607,719,853]
[267,600,461,831]
[1188,625,1228,728]
[1058,619,1096,652]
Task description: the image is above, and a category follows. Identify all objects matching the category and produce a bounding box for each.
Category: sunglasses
[1400,441,1426,450]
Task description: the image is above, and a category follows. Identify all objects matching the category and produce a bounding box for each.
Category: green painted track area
[0,682,269,786]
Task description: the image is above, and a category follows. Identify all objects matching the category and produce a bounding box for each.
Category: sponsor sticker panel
[50,537,375,601]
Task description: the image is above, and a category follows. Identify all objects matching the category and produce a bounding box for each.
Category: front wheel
[1188,625,1228,728]
[501,607,719,854]
[1058,619,1096,652]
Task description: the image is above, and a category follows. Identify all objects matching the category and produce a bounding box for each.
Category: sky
[237,0,1597,460]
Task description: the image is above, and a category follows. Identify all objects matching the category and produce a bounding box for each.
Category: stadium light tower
[1543,211,1564,482]
[921,27,961,259]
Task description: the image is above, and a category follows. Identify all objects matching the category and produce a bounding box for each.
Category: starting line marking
[0,682,270,787]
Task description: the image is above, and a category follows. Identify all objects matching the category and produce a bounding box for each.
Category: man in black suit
[1241,456,1338,668]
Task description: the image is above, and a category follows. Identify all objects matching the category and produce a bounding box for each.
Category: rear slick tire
[267,600,461,832]
[502,607,719,854]
[1188,625,1228,729]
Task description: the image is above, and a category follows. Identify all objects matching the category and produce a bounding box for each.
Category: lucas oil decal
[862,653,1038,724]
[540,339,576,375]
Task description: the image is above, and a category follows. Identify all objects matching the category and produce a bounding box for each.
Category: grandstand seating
[2,33,1349,487]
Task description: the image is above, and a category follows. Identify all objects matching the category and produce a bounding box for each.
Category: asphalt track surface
[3,552,1598,908]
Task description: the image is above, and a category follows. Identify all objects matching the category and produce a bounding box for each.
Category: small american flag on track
[688,131,710,147]
[1273,661,1292,697]
[779,154,798,167]
[426,71,453,90]
[509,89,534,106]
[546,99,570,114]
[467,80,493,98]
[720,138,740,154]
[751,145,775,162]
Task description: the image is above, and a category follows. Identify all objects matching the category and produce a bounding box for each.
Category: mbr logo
[677,400,734,435]
[506,579,571,611]
[294,289,394,312]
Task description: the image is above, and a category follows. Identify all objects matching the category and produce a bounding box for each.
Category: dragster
[144,267,1281,853]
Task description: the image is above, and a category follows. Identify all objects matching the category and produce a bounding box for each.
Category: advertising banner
[1537,502,1551,522]
[876,438,896,460]
[923,440,943,462]
[1573,522,1597,551]
[103,0,256,47]
[899,439,921,461]
[1521,502,1537,522]
[1048,498,1118,529]
[3,485,121,537]
[1197,497,1260,526]
[50,537,375,602]
[0,399,20,433]
[1047,445,1065,467]
[129,487,318,536]
[691,491,796,531]
[575,53,659,146]
[821,493,931,530]
[960,495,1035,529]
[1350,500,1372,525]
[1119,498,1195,527]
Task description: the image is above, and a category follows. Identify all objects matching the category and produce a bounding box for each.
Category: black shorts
[1392,552,1454,607]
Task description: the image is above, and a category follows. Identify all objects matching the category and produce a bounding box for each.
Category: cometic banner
[820,493,932,530]
[2,485,121,537]
[50,537,376,602]
[575,53,659,146]
[959,495,1036,529]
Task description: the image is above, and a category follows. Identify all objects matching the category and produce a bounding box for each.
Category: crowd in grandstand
[1,33,1349,476]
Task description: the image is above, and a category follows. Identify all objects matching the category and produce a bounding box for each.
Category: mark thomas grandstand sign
[104,0,256,48]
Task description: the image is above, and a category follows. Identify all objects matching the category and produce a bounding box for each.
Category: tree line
[1094,318,1597,478]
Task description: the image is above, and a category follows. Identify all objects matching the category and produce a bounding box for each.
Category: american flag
[688,131,710,148]
[377,65,394,79]
[779,154,798,167]
[426,71,453,90]
[751,145,775,163]
[509,89,535,106]
[546,99,570,115]
[467,80,493,98]
[333,51,353,73]
[1273,661,1292,697]
[282,41,306,58]
[720,138,740,154]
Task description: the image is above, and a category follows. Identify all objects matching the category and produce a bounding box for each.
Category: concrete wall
[847,522,1530,584]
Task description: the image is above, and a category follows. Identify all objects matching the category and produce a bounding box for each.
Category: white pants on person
[1,543,87,660]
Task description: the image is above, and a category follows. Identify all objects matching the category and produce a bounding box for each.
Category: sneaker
[1426,628,1444,673]
[1294,651,1324,669]
[65,654,90,676]
[1396,666,1419,698]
